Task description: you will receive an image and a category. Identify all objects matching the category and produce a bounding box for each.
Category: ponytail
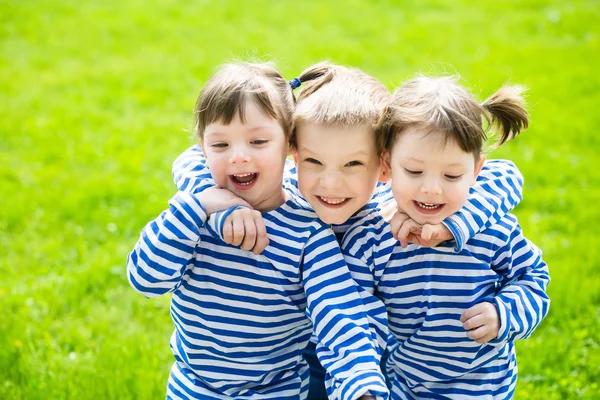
[296,62,336,100]
[482,85,529,146]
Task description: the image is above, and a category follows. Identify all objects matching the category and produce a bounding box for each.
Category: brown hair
[194,62,295,142]
[376,76,529,159]
[291,62,391,149]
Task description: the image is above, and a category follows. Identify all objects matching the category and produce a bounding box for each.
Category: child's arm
[303,228,389,400]
[127,191,246,297]
[172,145,216,193]
[443,159,524,251]
[341,215,397,356]
[461,217,550,344]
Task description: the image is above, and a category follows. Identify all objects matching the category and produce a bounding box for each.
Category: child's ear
[471,154,486,185]
[378,152,392,183]
[292,153,298,165]
[199,140,208,160]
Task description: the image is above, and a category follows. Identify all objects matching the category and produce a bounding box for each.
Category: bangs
[202,83,279,127]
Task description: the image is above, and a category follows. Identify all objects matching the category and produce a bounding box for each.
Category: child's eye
[251,139,269,145]
[305,158,322,165]
[404,168,422,176]
[211,143,228,148]
[445,174,463,181]
[345,160,364,167]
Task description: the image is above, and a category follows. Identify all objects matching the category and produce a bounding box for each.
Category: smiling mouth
[229,173,258,190]
[316,196,351,207]
[414,200,445,214]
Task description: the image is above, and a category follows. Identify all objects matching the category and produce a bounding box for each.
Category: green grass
[1,0,599,398]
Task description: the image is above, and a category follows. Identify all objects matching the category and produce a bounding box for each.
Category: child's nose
[420,178,442,195]
[228,151,251,164]
[320,171,342,189]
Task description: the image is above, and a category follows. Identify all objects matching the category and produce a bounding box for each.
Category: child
[127,62,389,400]
[171,63,528,399]
[342,76,550,399]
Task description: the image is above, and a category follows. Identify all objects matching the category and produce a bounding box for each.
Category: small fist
[222,208,269,255]
[460,302,500,344]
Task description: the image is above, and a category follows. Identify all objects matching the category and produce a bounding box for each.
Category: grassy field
[1,0,599,398]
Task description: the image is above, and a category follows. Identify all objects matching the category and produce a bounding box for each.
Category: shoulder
[468,213,521,250]
[342,211,395,260]
[263,194,327,240]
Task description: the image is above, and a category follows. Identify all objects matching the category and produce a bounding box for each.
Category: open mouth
[229,173,258,190]
[316,196,351,208]
[413,200,445,214]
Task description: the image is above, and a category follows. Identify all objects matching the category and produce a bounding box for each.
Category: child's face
[387,127,484,225]
[295,121,384,225]
[201,100,289,212]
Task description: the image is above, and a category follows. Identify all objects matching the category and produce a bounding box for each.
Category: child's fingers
[222,219,234,244]
[230,214,246,247]
[462,313,486,331]
[252,213,269,255]
[460,305,482,323]
[475,331,498,344]
[389,212,410,240]
[421,224,453,243]
[397,219,421,248]
[466,325,489,341]
[240,218,257,252]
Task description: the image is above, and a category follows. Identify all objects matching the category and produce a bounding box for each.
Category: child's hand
[420,223,453,245]
[196,188,251,216]
[388,211,453,248]
[222,208,269,255]
[460,302,500,344]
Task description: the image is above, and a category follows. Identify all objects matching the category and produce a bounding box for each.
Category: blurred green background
[1,0,599,398]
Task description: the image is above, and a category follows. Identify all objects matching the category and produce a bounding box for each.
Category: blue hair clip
[289,78,302,90]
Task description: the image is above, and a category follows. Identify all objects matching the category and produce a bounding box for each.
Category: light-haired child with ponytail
[342,76,550,399]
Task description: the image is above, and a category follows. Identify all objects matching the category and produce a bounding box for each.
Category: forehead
[296,121,377,154]
[204,100,283,137]
[393,128,473,162]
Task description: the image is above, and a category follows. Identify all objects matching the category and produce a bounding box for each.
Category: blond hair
[291,62,391,148]
[194,62,295,141]
[376,76,529,159]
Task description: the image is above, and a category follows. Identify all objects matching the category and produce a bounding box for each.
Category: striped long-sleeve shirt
[127,191,389,400]
[171,145,524,252]
[341,212,550,400]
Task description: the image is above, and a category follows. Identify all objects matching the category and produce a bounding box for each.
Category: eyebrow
[206,125,275,137]
[401,156,465,167]
[300,147,368,158]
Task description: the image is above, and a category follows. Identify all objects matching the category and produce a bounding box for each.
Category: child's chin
[318,212,348,225]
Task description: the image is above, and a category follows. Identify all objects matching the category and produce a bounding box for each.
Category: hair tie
[289,78,302,90]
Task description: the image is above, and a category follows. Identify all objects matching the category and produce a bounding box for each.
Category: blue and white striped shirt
[127,191,389,400]
[341,211,550,399]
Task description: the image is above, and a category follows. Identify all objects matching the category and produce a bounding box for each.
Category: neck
[251,186,289,213]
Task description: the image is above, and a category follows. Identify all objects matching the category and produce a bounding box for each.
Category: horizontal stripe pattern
[128,191,388,399]
[342,212,550,399]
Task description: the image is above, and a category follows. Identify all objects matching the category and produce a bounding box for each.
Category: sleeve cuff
[486,296,511,346]
[206,205,250,241]
[328,370,389,400]
[442,216,466,252]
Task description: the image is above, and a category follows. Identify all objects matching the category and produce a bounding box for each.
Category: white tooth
[320,196,346,205]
